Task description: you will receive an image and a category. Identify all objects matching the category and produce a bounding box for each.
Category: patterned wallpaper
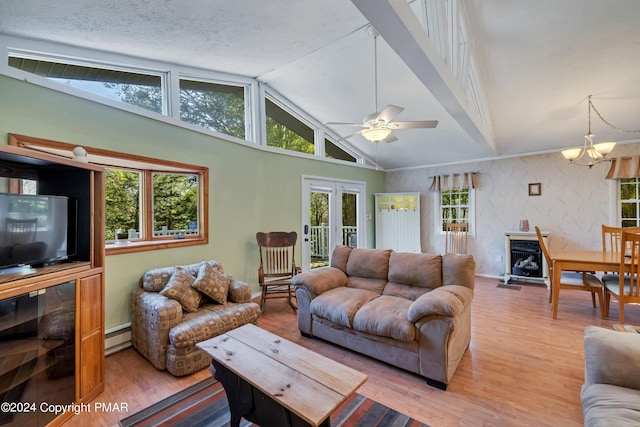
[385,141,640,277]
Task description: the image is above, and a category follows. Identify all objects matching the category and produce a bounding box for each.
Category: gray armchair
[581,326,640,426]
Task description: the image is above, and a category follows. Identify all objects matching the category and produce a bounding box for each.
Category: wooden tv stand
[0,139,105,426]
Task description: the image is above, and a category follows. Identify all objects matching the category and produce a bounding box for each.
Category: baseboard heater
[105,323,132,356]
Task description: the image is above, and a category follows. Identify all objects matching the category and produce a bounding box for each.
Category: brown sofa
[131,261,261,376]
[292,246,475,390]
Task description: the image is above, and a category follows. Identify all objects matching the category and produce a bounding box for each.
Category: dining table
[547,248,627,319]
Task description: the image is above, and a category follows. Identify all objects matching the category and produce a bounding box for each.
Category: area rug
[119,377,429,427]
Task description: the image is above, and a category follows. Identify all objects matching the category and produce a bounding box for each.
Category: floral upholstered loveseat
[131,260,261,376]
[293,246,475,390]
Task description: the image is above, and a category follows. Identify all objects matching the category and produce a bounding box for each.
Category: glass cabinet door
[0,281,76,426]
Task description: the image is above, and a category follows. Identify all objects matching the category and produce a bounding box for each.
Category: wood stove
[504,231,549,286]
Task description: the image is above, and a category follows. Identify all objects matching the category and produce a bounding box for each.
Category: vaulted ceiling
[1,0,639,170]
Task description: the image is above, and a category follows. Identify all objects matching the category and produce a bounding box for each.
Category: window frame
[618,177,640,227]
[178,74,251,141]
[8,133,209,255]
[433,187,476,237]
[5,47,365,167]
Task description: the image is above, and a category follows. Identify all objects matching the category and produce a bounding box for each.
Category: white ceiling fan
[325,26,438,144]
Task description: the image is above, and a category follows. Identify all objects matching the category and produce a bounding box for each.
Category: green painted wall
[0,74,385,329]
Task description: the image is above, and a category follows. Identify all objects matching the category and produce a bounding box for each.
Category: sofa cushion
[346,276,387,294]
[169,302,261,349]
[310,287,379,328]
[442,254,475,288]
[346,248,391,280]
[582,383,640,427]
[383,283,432,301]
[388,252,442,288]
[331,245,353,272]
[192,261,230,305]
[352,296,415,342]
[141,261,224,292]
[160,266,202,312]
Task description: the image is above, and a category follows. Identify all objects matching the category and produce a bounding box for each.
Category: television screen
[0,193,69,270]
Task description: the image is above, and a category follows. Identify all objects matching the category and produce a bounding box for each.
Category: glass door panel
[302,177,365,272]
[310,189,330,269]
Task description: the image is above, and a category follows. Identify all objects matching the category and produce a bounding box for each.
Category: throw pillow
[192,261,231,305]
[159,266,202,312]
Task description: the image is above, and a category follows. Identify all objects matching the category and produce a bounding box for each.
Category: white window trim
[2,37,369,168]
[608,178,619,225]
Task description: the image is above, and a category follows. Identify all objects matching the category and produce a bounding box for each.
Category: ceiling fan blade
[388,120,438,129]
[376,105,404,124]
[324,121,367,127]
[383,133,398,143]
[335,130,364,143]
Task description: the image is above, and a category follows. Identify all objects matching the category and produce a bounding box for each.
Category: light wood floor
[65,276,640,427]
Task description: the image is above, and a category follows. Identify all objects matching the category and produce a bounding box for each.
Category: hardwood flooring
[65,276,640,427]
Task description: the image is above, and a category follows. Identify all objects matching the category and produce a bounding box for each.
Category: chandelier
[562,95,640,167]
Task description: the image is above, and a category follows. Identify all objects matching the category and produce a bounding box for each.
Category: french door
[301,176,366,272]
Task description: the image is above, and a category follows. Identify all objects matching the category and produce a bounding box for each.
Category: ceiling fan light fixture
[361,127,391,142]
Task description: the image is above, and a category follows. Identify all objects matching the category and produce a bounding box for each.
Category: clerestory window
[179,78,247,140]
[8,56,164,114]
[265,97,315,154]
[7,52,363,165]
[325,138,357,163]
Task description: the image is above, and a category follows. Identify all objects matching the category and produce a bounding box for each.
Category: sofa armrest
[292,267,348,299]
[407,285,473,322]
[584,326,640,390]
[228,279,252,303]
[130,289,183,370]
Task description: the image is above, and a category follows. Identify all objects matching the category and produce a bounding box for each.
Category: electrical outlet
[496,255,503,262]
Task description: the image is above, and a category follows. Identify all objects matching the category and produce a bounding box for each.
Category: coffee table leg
[210,362,253,427]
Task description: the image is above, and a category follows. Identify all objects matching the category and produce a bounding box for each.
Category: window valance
[605,156,640,179]
[429,172,478,191]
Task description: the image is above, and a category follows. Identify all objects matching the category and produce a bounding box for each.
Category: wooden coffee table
[613,324,640,333]
[196,324,368,427]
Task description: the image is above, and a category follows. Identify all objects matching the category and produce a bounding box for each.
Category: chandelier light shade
[361,127,391,142]
[561,96,618,167]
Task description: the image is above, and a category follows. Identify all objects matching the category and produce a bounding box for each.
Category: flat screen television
[0,193,75,271]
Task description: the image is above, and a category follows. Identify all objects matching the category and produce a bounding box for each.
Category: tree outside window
[152,173,199,237]
[105,169,140,241]
[265,98,315,154]
[620,178,640,227]
[179,79,246,139]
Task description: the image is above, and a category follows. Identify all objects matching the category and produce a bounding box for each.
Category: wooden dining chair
[445,222,468,254]
[600,225,640,290]
[605,229,640,323]
[256,231,299,312]
[601,225,623,291]
[535,226,605,319]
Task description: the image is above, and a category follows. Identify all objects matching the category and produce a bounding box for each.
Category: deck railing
[310,225,357,259]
